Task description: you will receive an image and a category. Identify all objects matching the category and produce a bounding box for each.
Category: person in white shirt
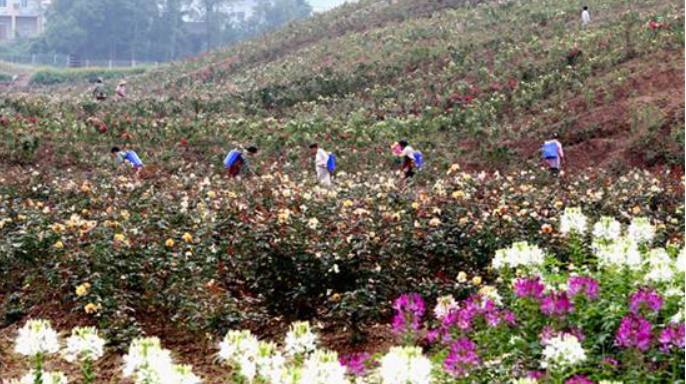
[398,140,416,179]
[310,143,332,188]
[581,6,591,27]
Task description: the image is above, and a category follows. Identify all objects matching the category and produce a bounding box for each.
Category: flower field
[0,0,684,381]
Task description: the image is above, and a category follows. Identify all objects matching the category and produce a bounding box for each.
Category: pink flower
[616,314,653,351]
[629,289,663,315]
[340,353,375,376]
[566,375,594,384]
[392,293,425,334]
[658,323,685,352]
[514,276,545,299]
[444,337,479,377]
[541,292,574,319]
[567,276,599,300]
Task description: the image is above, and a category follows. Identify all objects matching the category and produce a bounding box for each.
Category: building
[0,0,48,42]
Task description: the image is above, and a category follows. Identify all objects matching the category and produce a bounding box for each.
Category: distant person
[542,134,564,176]
[111,146,144,172]
[116,81,127,99]
[581,6,591,27]
[397,140,423,180]
[224,146,258,178]
[93,78,107,101]
[566,42,583,66]
[309,143,334,188]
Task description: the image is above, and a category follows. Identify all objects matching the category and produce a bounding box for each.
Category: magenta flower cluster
[615,314,653,351]
[444,337,480,377]
[540,291,574,319]
[514,276,545,299]
[658,323,685,352]
[567,276,599,300]
[629,289,663,314]
[392,293,426,334]
[340,352,374,376]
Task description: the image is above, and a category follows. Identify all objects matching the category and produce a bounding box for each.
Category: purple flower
[442,297,480,331]
[502,310,517,326]
[444,337,479,377]
[541,292,574,319]
[540,326,557,342]
[567,276,599,300]
[658,323,685,352]
[340,352,374,376]
[601,357,618,367]
[568,326,586,342]
[629,289,663,315]
[392,293,425,334]
[514,276,545,299]
[616,314,653,351]
[527,371,546,380]
[565,375,594,384]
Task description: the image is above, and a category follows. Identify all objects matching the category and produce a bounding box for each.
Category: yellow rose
[457,271,468,283]
[54,240,64,249]
[84,302,101,314]
[429,217,441,227]
[182,232,193,243]
[75,283,91,296]
[165,238,175,247]
[207,191,217,199]
[472,276,482,285]
[631,206,641,214]
[452,190,465,199]
[411,202,420,210]
[114,233,126,242]
[343,200,354,208]
[554,201,564,209]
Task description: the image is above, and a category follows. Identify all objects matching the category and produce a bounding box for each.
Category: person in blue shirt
[111,146,144,173]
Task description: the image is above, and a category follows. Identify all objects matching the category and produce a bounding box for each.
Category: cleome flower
[284,321,317,357]
[63,326,106,363]
[379,346,433,384]
[593,217,622,242]
[10,370,69,384]
[492,242,545,272]
[15,319,60,357]
[627,217,655,245]
[300,350,349,384]
[560,207,587,235]
[541,334,586,370]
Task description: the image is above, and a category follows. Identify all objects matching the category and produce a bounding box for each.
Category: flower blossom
[15,319,60,357]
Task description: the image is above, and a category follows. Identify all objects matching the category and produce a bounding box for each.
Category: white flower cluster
[378,346,433,384]
[541,334,586,370]
[643,248,676,284]
[627,217,655,245]
[595,236,642,271]
[63,327,105,363]
[560,207,587,235]
[300,350,350,384]
[434,295,459,319]
[510,379,537,384]
[285,321,318,357]
[6,371,69,384]
[219,330,287,382]
[492,242,545,271]
[15,319,60,357]
[123,337,201,384]
[592,217,622,241]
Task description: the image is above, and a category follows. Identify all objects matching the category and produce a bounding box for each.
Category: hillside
[0,0,684,382]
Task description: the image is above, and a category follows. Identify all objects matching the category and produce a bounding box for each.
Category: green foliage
[29,67,148,85]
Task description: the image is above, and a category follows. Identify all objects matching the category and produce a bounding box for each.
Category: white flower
[379,346,433,384]
[63,327,105,363]
[18,371,69,384]
[511,379,537,384]
[643,248,675,284]
[492,242,545,271]
[218,330,259,380]
[172,365,202,384]
[560,207,587,235]
[595,236,642,271]
[122,337,174,380]
[677,248,685,273]
[593,217,622,241]
[300,350,349,384]
[598,381,623,384]
[15,319,60,357]
[307,217,320,230]
[285,321,317,357]
[541,334,586,370]
[627,217,655,244]
[434,295,458,319]
[255,341,286,383]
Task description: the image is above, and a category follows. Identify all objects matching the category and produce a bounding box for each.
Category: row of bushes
[29,66,149,85]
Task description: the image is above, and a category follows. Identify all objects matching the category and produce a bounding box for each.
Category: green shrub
[29,67,149,85]
[0,72,13,82]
